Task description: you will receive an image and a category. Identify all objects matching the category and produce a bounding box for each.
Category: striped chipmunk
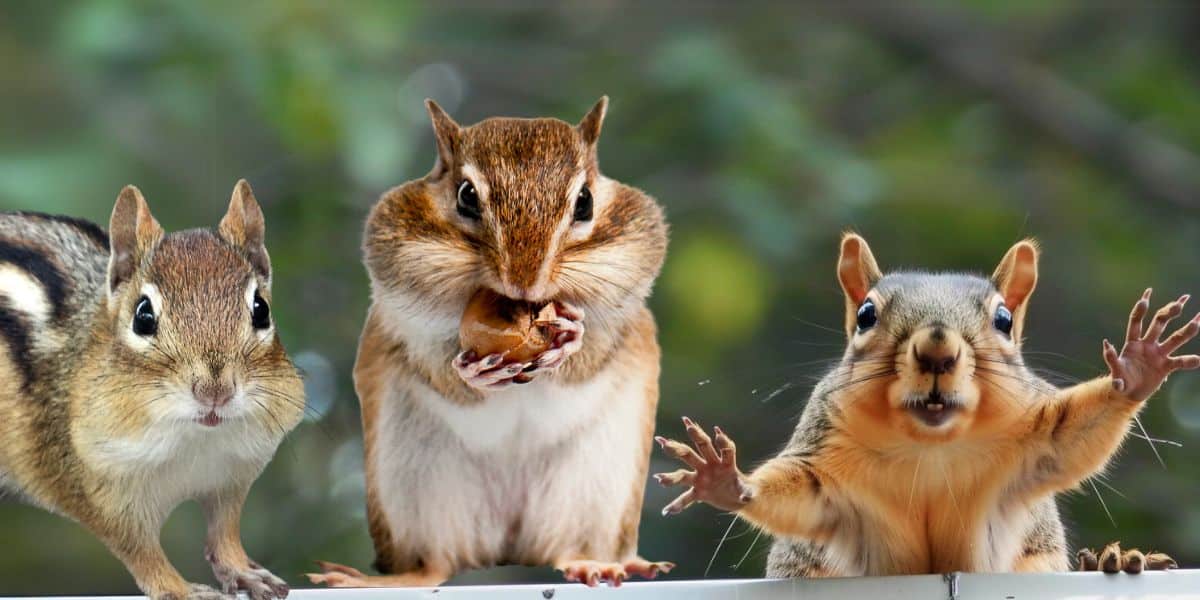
[0,181,305,599]
[656,234,1197,576]
[309,97,672,588]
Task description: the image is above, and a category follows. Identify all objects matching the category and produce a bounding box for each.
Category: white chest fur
[371,365,651,571]
[76,419,273,518]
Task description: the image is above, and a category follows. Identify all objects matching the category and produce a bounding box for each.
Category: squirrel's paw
[654,417,753,515]
[1077,542,1177,574]
[1103,289,1200,402]
[453,351,534,390]
[210,558,288,600]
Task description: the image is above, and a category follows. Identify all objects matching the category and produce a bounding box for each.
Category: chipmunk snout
[192,380,233,408]
[912,327,961,375]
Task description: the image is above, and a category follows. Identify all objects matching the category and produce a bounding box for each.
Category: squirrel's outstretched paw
[654,417,752,515]
[1104,289,1200,402]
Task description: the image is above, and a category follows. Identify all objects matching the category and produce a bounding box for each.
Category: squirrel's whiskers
[656,233,1199,576]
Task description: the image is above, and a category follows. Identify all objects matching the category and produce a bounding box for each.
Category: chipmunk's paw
[453,350,534,390]
[518,301,585,378]
[557,560,628,587]
[622,557,675,579]
[162,583,229,600]
[654,417,753,515]
[210,557,288,600]
[1103,289,1200,402]
[452,302,583,388]
[1078,542,1177,574]
[306,561,368,587]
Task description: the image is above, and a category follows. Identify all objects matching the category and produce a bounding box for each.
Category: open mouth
[197,411,223,427]
[906,391,961,427]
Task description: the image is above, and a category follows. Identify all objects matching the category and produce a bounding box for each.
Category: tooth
[929,403,944,411]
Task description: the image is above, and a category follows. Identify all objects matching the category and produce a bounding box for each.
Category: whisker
[1088,479,1117,527]
[733,525,763,570]
[705,516,738,577]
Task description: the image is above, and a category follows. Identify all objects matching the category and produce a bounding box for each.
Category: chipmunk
[308,97,672,588]
[0,181,305,599]
[656,234,1196,576]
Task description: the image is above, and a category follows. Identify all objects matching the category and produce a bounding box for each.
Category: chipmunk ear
[992,239,1039,313]
[219,179,271,281]
[577,96,608,146]
[108,185,163,295]
[425,99,461,177]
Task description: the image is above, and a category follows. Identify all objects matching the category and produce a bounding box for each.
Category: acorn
[459,288,557,364]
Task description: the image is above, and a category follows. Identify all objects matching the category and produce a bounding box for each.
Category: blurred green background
[3,0,1200,594]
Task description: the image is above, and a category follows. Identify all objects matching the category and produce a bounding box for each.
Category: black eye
[994,304,1013,336]
[251,291,271,330]
[856,299,877,332]
[573,185,593,222]
[133,296,157,336]
[457,180,481,220]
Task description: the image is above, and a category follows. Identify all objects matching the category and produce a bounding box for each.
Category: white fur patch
[77,404,278,519]
[371,364,649,569]
[0,265,51,324]
[373,284,464,365]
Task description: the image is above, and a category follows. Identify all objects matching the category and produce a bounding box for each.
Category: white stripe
[0,265,51,324]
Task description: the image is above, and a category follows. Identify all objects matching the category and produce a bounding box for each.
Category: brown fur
[319,98,669,587]
[663,234,1186,577]
[0,182,304,599]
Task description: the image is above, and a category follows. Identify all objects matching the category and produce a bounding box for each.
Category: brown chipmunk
[0,182,305,599]
[308,97,672,588]
[656,234,1196,576]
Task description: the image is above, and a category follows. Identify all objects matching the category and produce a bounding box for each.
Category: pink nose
[193,381,233,408]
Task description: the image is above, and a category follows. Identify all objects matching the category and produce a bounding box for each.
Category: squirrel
[656,233,1196,576]
[0,181,305,599]
[308,97,672,588]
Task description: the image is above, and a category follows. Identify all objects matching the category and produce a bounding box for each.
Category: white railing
[30,571,1200,600]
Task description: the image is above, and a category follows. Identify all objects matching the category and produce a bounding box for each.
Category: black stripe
[0,240,69,321]
[0,297,35,392]
[10,211,109,249]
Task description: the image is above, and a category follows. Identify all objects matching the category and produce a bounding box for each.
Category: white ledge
[32,571,1200,600]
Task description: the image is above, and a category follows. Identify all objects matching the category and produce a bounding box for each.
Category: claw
[453,349,536,390]
[1078,542,1174,575]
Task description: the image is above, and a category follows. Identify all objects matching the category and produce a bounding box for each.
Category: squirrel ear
[107,185,163,295]
[577,96,608,146]
[992,239,1039,311]
[425,99,461,176]
[838,233,881,305]
[219,179,271,280]
[838,233,882,336]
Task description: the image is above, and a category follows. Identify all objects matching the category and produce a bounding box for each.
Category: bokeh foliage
[1,0,1199,594]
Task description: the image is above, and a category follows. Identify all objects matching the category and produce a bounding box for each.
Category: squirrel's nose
[913,328,961,375]
[192,380,233,408]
